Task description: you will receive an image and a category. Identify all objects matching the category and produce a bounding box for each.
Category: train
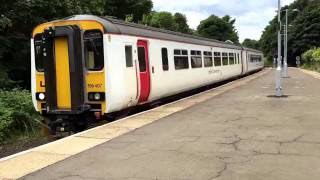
[31,15,264,134]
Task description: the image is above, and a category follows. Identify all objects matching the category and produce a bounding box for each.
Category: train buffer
[1,67,320,180]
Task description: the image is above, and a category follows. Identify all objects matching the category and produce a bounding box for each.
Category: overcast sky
[153,0,295,42]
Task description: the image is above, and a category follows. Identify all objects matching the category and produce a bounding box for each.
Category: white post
[283,9,288,77]
[276,0,283,96]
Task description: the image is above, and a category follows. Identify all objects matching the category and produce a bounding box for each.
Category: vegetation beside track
[0,89,43,143]
[301,48,320,72]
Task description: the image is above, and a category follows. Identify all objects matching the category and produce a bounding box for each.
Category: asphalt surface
[22,68,320,180]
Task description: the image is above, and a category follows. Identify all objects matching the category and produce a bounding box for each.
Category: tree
[150,11,175,31]
[260,0,320,65]
[289,2,320,59]
[222,15,239,44]
[173,13,190,34]
[103,0,153,22]
[242,39,260,49]
[142,11,192,34]
[197,15,239,44]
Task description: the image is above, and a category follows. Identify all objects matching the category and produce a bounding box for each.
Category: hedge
[302,48,320,72]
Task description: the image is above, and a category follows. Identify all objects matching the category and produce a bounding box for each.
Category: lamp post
[283,8,299,78]
[276,0,283,97]
[283,9,289,78]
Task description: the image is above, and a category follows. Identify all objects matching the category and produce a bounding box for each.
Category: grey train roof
[67,15,262,53]
[242,47,263,54]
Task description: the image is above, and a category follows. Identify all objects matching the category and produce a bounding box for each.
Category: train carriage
[31,15,264,134]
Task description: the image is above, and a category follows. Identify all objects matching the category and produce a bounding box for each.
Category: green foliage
[260,0,320,65]
[141,13,154,25]
[242,39,260,50]
[142,11,191,34]
[289,1,320,58]
[0,89,42,142]
[197,15,239,44]
[173,13,190,34]
[125,14,134,23]
[150,11,176,31]
[301,48,320,72]
[302,48,320,63]
[260,18,278,60]
[0,15,12,32]
[104,0,153,22]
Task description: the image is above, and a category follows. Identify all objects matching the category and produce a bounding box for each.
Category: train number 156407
[88,84,103,89]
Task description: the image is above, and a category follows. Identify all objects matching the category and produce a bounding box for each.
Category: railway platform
[2,68,320,180]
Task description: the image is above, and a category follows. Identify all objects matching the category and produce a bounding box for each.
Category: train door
[41,26,85,111]
[137,40,151,103]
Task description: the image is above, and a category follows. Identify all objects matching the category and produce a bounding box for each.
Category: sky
[153,0,295,42]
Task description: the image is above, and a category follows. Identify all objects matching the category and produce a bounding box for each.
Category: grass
[301,63,320,73]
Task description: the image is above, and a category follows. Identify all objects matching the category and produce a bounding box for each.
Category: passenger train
[31,15,264,134]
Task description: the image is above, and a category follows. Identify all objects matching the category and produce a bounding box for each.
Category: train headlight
[39,93,45,100]
[94,93,101,100]
[36,92,45,101]
[88,92,105,101]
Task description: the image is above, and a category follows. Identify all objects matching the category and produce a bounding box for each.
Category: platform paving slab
[20,68,320,180]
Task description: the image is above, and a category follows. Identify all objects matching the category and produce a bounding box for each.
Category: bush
[0,89,42,142]
[302,48,320,72]
[302,48,315,63]
[313,49,320,62]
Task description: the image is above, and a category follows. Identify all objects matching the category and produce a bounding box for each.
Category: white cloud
[153,0,296,42]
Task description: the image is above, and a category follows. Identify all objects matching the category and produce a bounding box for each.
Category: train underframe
[42,110,98,136]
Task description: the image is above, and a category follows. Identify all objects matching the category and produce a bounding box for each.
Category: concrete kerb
[299,68,320,79]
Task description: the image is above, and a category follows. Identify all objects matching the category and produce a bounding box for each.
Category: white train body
[31,15,263,132]
[105,35,255,113]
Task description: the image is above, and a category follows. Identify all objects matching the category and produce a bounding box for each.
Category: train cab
[32,20,107,133]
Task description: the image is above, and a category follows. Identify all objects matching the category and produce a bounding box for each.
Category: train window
[125,45,133,67]
[204,51,213,67]
[138,46,146,72]
[174,57,189,70]
[229,53,235,65]
[191,50,202,68]
[174,49,189,70]
[204,51,212,56]
[250,55,262,63]
[222,53,229,66]
[162,48,169,71]
[174,49,180,55]
[214,52,222,66]
[238,53,240,64]
[34,34,44,72]
[182,50,188,55]
[84,30,104,71]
